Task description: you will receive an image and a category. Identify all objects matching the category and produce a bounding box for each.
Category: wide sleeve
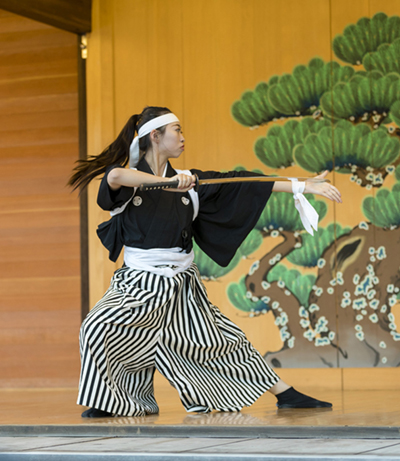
[97,164,134,211]
[96,165,133,262]
[190,169,275,267]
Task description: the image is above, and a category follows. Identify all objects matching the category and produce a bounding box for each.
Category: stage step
[2,424,400,439]
[1,436,400,461]
[1,453,400,461]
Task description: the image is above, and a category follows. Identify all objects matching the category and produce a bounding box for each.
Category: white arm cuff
[290,179,319,236]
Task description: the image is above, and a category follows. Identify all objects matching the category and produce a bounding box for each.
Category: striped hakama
[77,264,279,416]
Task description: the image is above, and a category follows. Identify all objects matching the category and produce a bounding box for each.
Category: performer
[69,106,342,418]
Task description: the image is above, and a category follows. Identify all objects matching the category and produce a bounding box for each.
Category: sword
[139,174,330,192]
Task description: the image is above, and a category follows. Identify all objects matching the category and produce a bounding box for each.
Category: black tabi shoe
[81,407,113,418]
[276,387,332,409]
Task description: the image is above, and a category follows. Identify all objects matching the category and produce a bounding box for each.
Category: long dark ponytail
[68,106,171,191]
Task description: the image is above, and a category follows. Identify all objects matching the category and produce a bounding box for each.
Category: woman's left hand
[305,171,343,203]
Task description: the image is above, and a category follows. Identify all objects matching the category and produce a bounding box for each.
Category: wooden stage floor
[1,374,399,439]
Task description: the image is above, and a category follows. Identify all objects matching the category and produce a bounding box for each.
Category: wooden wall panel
[86,0,118,305]
[0,9,80,387]
[87,0,400,389]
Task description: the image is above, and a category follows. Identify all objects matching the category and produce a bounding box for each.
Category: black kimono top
[97,157,274,267]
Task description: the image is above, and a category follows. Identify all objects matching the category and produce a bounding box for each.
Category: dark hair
[68,106,172,190]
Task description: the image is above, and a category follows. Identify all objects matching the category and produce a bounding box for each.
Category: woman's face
[157,122,185,159]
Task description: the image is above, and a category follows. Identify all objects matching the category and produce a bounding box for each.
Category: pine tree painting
[194,13,400,368]
[232,13,400,188]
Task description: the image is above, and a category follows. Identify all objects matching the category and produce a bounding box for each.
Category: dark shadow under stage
[1,374,399,440]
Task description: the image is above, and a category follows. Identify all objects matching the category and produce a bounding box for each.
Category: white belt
[124,246,194,277]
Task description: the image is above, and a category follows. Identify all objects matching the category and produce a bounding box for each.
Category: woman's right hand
[168,174,197,192]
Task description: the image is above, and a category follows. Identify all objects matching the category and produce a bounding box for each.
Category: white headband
[129,113,180,168]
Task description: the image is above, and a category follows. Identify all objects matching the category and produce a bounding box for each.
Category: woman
[69,106,342,418]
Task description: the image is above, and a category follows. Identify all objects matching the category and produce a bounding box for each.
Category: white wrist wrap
[290,179,319,236]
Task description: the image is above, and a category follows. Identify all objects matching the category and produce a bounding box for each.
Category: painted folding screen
[195,12,400,368]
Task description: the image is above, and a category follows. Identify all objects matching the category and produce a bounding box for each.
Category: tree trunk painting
[253,224,400,369]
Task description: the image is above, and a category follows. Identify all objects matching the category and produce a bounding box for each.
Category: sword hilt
[140,174,200,192]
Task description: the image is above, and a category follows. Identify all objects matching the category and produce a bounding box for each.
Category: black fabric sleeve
[190,169,275,267]
[96,215,124,262]
[97,165,134,211]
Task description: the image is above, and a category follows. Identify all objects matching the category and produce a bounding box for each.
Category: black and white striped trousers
[77,264,279,416]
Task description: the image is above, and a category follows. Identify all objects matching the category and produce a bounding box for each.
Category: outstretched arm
[272,170,342,203]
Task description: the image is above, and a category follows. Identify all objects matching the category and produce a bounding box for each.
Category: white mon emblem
[181,197,190,206]
[133,196,143,206]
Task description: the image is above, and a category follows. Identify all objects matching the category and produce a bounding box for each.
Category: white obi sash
[124,247,194,277]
